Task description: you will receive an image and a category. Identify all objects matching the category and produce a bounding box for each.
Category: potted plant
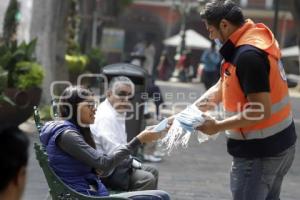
[0,0,44,130]
[0,39,44,130]
[65,53,88,84]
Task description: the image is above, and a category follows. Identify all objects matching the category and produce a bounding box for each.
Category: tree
[76,0,133,54]
[289,0,300,89]
[291,0,300,49]
[30,0,70,102]
[106,0,132,19]
[78,0,96,54]
[3,0,19,43]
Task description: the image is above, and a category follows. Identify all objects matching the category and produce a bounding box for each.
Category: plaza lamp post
[169,0,195,82]
[176,1,188,57]
[273,0,280,39]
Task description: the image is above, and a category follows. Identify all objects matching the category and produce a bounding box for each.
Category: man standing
[0,128,29,200]
[195,1,297,199]
[143,40,156,76]
[90,76,158,191]
[201,41,221,90]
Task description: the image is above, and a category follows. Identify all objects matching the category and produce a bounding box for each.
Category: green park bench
[33,106,129,200]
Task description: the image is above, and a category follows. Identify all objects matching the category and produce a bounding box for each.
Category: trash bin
[101,63,148,142]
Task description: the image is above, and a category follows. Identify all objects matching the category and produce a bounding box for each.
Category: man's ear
[219,19,229,29]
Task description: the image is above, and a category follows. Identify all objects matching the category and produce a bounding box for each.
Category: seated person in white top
[90,76,158,191]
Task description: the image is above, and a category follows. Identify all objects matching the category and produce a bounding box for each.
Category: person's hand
[136,129,162,144]
[144,116,174,133]
[166,116,175,130]
[195,98,217,112]
[197,114,220,135]
[95,169,104,178]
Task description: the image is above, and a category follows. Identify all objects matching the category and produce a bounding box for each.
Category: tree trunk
[78,0,96,54]
[290,0,300,90]
[290,0,300,54]
[30,0,70,103]
[0,0,10,36]
[292,0,300,47]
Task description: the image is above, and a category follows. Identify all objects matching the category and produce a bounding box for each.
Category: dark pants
[102,164,158,191]
[129,164,159,191]
[147,84,164,116]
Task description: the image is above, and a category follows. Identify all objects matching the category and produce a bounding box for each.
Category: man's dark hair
[0,128,29,192]
[200,0,245,28]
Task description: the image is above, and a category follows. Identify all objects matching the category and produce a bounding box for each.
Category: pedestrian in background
[143,40,156,76]
[200,41,221,90]
[157,50,172,81]
[174,50,192,82]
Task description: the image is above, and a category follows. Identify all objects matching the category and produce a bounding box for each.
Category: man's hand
[195,98,218,112]
[197,115,220,135]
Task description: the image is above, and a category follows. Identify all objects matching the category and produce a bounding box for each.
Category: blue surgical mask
[214,39,223,49]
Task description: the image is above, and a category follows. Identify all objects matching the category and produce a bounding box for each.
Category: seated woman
[40,86,170,200]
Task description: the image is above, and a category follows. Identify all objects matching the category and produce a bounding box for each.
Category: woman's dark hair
[200,0,245,28]
[59,86,96,149]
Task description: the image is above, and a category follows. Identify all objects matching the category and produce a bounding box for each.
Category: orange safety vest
[221,19,293,140]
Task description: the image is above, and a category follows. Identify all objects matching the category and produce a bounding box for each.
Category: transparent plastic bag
[156,104,219,154]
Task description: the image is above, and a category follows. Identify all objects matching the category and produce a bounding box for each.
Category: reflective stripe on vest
[271,95,290,113]
[223,95,290,118]
[225,112,293,140]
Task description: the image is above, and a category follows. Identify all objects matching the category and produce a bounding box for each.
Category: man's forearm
[193,79,222,111]
[217,109,267,132]
[218,92,272,131]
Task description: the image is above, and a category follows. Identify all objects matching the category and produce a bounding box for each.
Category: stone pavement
[21,81,300,200]
[154,132,300,200]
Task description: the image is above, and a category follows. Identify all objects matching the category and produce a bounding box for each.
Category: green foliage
[66,0,80,55]
[85,48,107,73]
[66,38,80,55]
[0,94,15,105]
[40,105,52,120]
[0,1,44,105]
[108,0,133,17]
[14,61,44,90]
[0,39,40,87]
[0,66,14,105]
[65,54,88,73]
[3,0,19,43]
[0,66,8,92]
[120,0,133,9]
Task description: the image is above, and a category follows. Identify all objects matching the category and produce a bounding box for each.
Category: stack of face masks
[153,104,217,154]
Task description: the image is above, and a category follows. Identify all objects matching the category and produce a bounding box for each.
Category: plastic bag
[155,104,218,154]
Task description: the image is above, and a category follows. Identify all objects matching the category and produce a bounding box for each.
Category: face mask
[214,38,223,49]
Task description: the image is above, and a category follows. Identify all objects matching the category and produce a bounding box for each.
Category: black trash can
[101,63,148,142]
